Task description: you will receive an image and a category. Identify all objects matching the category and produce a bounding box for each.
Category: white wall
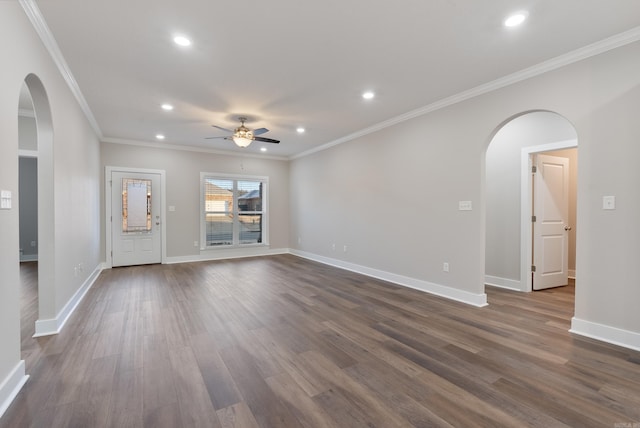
[290,41,640,349]
[0,2,101,412]
[100,142,290,261]
[485,112,577,282]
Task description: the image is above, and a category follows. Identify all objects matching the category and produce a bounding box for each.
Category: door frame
[520,139,576,291]
[105,166,167,268]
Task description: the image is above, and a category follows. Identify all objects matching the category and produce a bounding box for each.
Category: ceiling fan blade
[253,127,269,135]
[254,136,280,144]
[205,136,229,139]
[211,125,234,133]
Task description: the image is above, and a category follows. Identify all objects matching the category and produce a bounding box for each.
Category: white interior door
[533,154,569,290]
[111,170,161,267]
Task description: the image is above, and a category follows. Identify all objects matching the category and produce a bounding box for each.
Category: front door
[111,170,162,267]
[532,154,569,290]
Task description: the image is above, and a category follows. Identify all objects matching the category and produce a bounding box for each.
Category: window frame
[200,172,269,250]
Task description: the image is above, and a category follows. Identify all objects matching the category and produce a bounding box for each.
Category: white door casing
[532,154,569,290]
[110,169,162,267]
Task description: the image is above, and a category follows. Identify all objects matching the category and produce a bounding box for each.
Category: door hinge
[531,265,536,272]
[532,215,536,222]
[532,165,537,173]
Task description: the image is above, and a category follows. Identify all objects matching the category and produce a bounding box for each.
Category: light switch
[603,195,615,210]
[168,205,176,212]
[0,190,11,210]
[459,201,472,211]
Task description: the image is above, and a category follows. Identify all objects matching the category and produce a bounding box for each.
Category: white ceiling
[33,0,640,158]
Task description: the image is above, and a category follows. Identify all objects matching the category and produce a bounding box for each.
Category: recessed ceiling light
[173,35,192,47]
[362,91,375,100]
[161,103,174,111]
[156,134,165,140]
[260,147,267,152]
[504,12,528,27]
[296,127,305,133]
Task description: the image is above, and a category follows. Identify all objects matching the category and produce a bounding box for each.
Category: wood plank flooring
[3,255,640,427]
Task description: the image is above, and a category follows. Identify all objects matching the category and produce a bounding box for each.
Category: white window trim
[200,172,269,251]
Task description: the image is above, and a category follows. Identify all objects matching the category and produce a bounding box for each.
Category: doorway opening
[528,148,577,291]
[484,111,578,294]
[19,74,55,347]
[18,81,39,365]
[105,166,166,268]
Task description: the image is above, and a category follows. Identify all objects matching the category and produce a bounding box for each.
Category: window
[201,173,268,248]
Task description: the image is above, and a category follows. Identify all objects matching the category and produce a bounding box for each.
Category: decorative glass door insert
[122,178,152,233]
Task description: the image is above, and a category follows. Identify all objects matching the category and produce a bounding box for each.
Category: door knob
[564,226,572,231]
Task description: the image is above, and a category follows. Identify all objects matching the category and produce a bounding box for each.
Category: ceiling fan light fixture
[232,117,254,147]
[233,135,253,148]
[207,117,280,146]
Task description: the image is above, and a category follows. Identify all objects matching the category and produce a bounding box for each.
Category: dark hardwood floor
[19,262,39,369]
[3,255,639,427]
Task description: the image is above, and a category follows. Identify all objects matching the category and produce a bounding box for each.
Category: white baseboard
[570,317,640,352]
[290,249,487,307]
[0,360,29,419]
[485,275,523,291]
[34,263,103,337]
[19,254,38,262]
[165,247,290,265]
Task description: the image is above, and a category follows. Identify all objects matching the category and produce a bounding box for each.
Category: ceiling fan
[206,117,280,148]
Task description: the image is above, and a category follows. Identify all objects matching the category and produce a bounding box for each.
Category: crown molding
[101,137,289,161]
[19,0,103,139]
[291,26,640,160]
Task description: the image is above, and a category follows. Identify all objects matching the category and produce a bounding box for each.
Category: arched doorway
[20,74,55,342]
[484,111,578,293]
[18,82,39,364]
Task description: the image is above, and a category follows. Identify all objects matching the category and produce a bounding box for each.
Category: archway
[20,74,55,341]
[18,82,39,364]
[484,111,578,293]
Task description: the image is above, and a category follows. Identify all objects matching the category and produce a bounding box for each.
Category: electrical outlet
[332,243,336,251]
[458,201,472,211]
[298,236,301,244]
[343,245,348,252]
[194,240,199,247]
[443,262,449,272]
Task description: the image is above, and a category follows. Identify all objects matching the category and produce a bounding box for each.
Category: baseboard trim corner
[290,249,487,307]
[165,247,290,265]
[570,317,640,352]
[484,275,523,291]
[0,360,29,419]
[33,263,103,337]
